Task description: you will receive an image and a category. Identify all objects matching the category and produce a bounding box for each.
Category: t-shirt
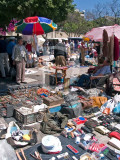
[94,65,111,76]
[7,41,16,55]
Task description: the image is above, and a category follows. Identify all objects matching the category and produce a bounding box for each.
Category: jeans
[77,74,90,87]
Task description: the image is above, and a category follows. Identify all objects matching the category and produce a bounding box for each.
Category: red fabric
[114,36,119,61]
[109,131,120,140]
[33,23,44,35]
[25,16,38,23]
[26,44,32,52]
[113,78,120,91]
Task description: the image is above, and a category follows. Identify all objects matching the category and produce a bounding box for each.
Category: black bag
[60,103,82,119]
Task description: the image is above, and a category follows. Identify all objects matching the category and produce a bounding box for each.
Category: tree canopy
[0,0,74,28]
[61,0,120,36]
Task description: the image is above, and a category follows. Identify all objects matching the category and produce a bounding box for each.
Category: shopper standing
[12,37,27,85]
[7,37,16,68]
[0,36,10,78]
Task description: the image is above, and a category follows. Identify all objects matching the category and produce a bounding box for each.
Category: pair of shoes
[21,81,27,84]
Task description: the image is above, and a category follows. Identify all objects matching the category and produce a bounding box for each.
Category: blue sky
[73,0,111,11]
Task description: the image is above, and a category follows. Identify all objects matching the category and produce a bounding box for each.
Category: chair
[90,74,110,89]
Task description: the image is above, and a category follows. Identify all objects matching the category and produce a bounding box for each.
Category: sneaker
[21,81,27,84]
[16,82,21,85]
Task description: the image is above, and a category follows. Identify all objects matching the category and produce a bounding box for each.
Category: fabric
[26,43,32,52]
[106,72,120,95]
[94,65,111,76]
[114,36,119,61]
[84,24,120,42]
[0,40,7,53]
[0,53,10,77]
[109,34,114,65]
[90,97,107,108]
[55,56,66,66]
[15,16,57,35]
[41,112,68,134]
[6,41,16,55]
[77,74,90,87]
[102,29,109,57]
[12,44,27,62]
[16,58,26,83]
[113,78,120,91]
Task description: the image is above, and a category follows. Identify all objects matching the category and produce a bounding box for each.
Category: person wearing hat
[0,36,10,78]
[7,37,16,68]
[12,37,27,85]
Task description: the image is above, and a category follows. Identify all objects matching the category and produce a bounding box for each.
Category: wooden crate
[14,107,45,125]
[43,95,64,106]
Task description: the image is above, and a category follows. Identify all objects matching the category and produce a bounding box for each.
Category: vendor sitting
[77,59,111,87]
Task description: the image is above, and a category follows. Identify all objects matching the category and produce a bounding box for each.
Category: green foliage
[0,0,74,28]
[61,11,93,36]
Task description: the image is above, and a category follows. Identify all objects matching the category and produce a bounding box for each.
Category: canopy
[85,24,120,42]
[15,16,57,35]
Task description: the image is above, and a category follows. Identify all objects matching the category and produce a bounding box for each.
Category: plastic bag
[0,139,17,160]
[101,99,115,113]
[113,94,120,104]
[113,103,120,115]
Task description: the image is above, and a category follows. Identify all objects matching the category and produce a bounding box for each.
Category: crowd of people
[0,36,101,85]
[0,36,38,84]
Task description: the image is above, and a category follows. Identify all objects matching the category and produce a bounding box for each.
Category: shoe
[21,81,27,84]
[16,82,21,85]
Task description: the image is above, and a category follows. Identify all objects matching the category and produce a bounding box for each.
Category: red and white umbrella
[85,24,120,42]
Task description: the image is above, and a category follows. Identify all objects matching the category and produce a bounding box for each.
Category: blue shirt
[7,41,16,55]
[94,65,111,76]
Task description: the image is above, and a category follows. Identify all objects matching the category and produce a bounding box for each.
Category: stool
[52,66,68,85]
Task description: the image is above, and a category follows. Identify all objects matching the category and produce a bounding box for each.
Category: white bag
[0,139,17,160]
[101,99,115,112]
[113,94,120,105]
